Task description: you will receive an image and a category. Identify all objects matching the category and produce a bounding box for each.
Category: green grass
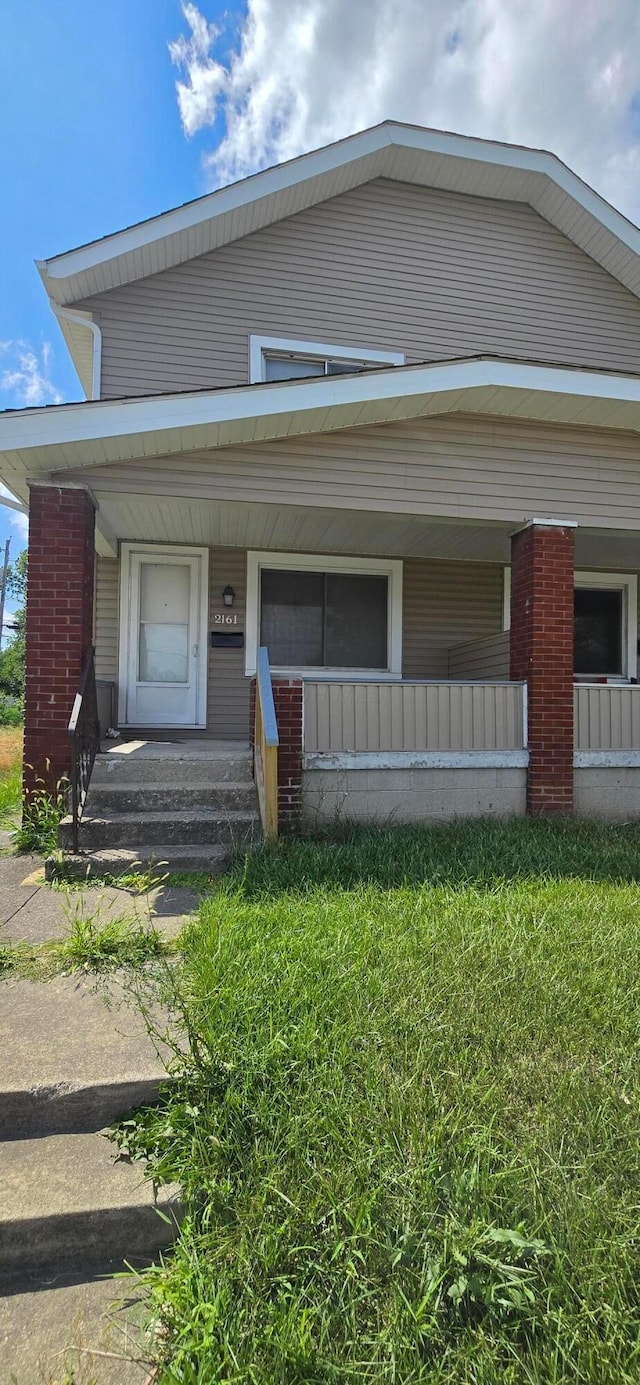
[113,819,640,1383]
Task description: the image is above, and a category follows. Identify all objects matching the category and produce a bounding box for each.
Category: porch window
[245,551,403,677]
[260,569,388,668]
[263,354,369,382]
[574,588,623,677]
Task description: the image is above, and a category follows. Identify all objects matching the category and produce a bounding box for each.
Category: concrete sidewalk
[0,850,201,946]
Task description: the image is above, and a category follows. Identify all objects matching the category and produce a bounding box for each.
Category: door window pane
[574,588,623,675]
[138,562,189,683]
[325,574,387,667]
[260,568,388,669]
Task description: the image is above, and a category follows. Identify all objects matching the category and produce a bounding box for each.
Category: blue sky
[0,0,239,604]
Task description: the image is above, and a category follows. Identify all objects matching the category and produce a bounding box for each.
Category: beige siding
[304,680,524,753]
[207,548,250,740]
[77,179,640,399]
[574,684,640,751]
[94,557,119,681]
[80,414,640,532]
[403,559,502,677]
[448,631,510,680]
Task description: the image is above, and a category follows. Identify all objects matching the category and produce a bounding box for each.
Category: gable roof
[37,120,640,396]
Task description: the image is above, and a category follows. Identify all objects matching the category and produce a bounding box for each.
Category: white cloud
[0,340,63,409]
[170,0,640,222]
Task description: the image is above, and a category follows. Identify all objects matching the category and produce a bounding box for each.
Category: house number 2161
[214,613,238,625]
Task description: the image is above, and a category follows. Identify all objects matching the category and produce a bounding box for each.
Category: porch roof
[4,356,640,511]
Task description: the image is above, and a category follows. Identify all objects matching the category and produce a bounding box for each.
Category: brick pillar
[272,679,303,833]
[510,519,576,815]
[24,485,96,799]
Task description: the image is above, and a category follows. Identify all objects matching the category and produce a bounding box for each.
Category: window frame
[248,334,405,384]
[502,567,638,680]
[573,572,637,681]
[245,551,403,678]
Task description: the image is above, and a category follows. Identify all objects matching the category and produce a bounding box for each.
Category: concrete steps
[50,842,231,880]
[0,1132,181,1287]
[0,976,181,1297]
[57,738,261,872]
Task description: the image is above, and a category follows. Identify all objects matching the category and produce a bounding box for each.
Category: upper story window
[249,335,405,384]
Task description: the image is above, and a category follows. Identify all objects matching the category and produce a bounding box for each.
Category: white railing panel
[304,681,525,754]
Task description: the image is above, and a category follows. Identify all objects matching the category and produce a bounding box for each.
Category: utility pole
[0,539,11,654]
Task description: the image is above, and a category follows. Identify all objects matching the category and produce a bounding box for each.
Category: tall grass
[0,725,22,825]
[119,821,640,1383]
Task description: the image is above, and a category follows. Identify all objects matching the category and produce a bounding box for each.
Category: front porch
[20,480,640,854]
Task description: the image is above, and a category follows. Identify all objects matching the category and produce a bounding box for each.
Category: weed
[15,768,66,855]
[58,909,167,973]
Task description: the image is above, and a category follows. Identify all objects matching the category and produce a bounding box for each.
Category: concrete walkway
[0,850,197,1383]
[0,852,201,946]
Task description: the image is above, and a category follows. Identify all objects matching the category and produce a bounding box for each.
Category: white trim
[50,303,102,400]
[248,334,405,383]
[118,542,209,728]
[244,550,403,677]
[304,750,529,770]
[574,570,637,680]
[39,121,640,289]
[575,751,640,767]
[528,516,578,528]
[8,357,640,465]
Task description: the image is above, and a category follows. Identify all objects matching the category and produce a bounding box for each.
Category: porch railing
[254,646,279,840]
[574,683,640,752]
[67,645,100,854]
[304,680,526,754]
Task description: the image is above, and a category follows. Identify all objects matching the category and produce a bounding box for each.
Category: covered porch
[27,481,640,837]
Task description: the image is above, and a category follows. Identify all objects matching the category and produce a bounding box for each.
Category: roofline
[4,356,640,458]
[38,119,640,290]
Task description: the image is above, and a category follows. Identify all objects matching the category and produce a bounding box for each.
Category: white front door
[120,545,208,727]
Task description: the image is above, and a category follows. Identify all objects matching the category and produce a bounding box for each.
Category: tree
[0,549,27,698]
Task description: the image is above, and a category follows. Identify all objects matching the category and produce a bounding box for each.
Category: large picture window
[260,569,388,669]
[245,552,403,677]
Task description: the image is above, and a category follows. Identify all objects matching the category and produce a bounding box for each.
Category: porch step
[48,843,232,880]
[87,781,257,814]
[0,1130,181,1288]
[92,741,253,786]
[58,739,262,863]
[62,809,259,850]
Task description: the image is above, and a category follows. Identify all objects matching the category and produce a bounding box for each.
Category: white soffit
[38,122,640,307]
[4,359,640,486]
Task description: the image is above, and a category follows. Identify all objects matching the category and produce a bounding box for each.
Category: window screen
[260,569,388,669]
[574,588,623,676]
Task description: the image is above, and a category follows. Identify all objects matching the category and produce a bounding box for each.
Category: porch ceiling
[89,491,640,569]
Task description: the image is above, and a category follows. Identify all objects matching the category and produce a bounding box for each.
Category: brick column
[272,679,303,833]
[24,484,96,799]
[510,519,576,815]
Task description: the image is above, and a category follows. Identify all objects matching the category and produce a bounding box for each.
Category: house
[3,120,640,863]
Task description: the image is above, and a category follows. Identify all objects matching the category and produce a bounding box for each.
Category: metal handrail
[256,646,279,747]
[67,645,100,854]
[254,646,279,840]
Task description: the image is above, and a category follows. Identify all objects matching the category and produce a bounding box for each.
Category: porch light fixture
[222,584,235,607]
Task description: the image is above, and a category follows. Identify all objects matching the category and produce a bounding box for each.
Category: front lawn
[124,819,640,1383]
